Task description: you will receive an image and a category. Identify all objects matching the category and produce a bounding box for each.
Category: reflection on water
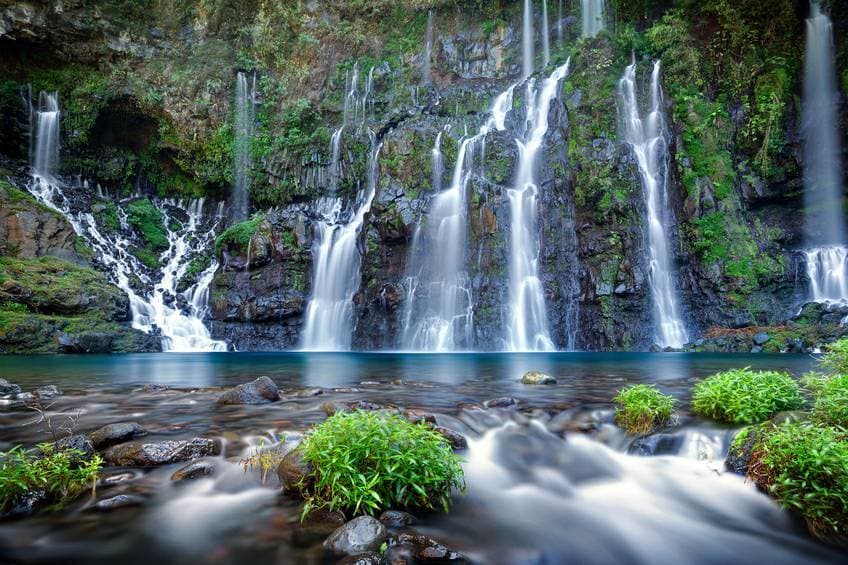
[0,352,841,564]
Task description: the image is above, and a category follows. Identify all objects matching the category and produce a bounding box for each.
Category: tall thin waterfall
[329,126,344,192]
[541,0,550,68]
[557,0,564,45]
[232,71,256,221]
[581,0,606,38]
[618,61,689,348]
[402,87,517,351]
[523,0,534,78]
[802,1,848,304]
[27,93,227,352]
[423,10,434,84]
[506,60,571,352]
[301,133,383,351]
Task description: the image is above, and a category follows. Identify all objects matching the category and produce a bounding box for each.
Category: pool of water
[0,352,840,564]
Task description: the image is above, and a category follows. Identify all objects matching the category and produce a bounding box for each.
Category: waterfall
[329,126,344,192]
[581,0,606,38]
[232,71,256,221]
[301,133,383,351]
[401,84,518,351]
[541,0,550,68]
[522,0,534,78]
[618,61,689,348]
[557,0,564,45]
[506,61,570,352]
[423,10,434,84]
[27,92,227,352]
[802,2,848,304]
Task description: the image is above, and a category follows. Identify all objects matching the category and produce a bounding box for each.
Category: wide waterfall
[506,60,571,352]
[27,92,227,352]
[581,0,606,38]
[618,61,689,348]
[802,2,848,305]
[301,133,383,351]
[522,0,534,78]
[232,71,256,221]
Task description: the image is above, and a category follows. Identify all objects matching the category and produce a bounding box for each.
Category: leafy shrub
[748,422,848,540]
[126,198,168,251]
[820,338,848,375]
[298,410,464,517]
[0,444,102,513]
[692,368,804,423]
[613,384,675,434]
[804,373,848,428]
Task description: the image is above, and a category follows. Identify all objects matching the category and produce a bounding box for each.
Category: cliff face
[0,0,846,352]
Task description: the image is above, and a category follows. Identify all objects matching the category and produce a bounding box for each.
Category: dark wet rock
[293,387,323,398]
[628,433,684,456]
[28,385,62,400]
[379,510,417,528]
[104,438,220,466]
[292,508,347,547]
[347,400,386,411]
[49,434,96,459]
[321,401,345,416]
[170,460,215,481]
[276,447,313,492]
[0,379,21,396]
[89,422,147,449]
[434,426,468,450]
[484,396,517,408]
[404,409,437,425]
[216,376,280,405]
[521,371,556,385]
[323,515,388,556]
[1,490,47,519]
[137,384,170,393]
[99,471,140,486]
[725,427,760,475]
[752,331,770,345]
[337,552,381,565]
[95,494,143,510]
[386,533,469,563]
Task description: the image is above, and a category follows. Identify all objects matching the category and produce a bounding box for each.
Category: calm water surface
[0,352,841,564]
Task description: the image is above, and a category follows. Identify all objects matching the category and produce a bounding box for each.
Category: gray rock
[484,397,517,408]
[0,379,21,396]
[216,376,280,405]
[434,426,468,450]
[379,510,417,527]
[170,460,215,481]
[95,494,143,510]
[89,422,147,449]
[337,552,381,565]
[752,332,770,345]
[34,385,61,399]
[627,433,683,456]
[276,447,313,492]
[104,438,220,466]
[323,516,388,556]
[521,371,556,385]
[49,434,96,458]
[750,345,763,353]
[386,533,469,563]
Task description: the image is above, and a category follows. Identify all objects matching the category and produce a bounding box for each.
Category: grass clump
[214,214,264,255]
[748,422,848,541]
[692,367,803,423]
[126,198,168,251]
[0,444,102,514]
[298,410,464,517]
[612,384,675,434]
[820,338,848,375]
[804,373,848,428]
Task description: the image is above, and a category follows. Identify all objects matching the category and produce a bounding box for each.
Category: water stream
[581,0,606,39]
[231,71,256,222]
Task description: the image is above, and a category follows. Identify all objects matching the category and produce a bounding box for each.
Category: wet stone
[276,447,313,492]
[89,422,147,449]
[0,379,21,396]
[95,494,143,511]
[379,510,417,528]
[323,515,388,556]
[434,426,468,450]
[387,534,469,563]
[34,385,62,399]
[337,552,382,565]
[484,397,517,408]
[137,384,170,393]
[50,434,96,458]
[628,433,684,456]
[104,438,221,467]
[170,460,215,481]
[217,376,280,405]
[521,371,556,385]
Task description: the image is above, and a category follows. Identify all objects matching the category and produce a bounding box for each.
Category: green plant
[0,444,102,513]
[749,422,848,540]
[820,338,848,375]
[126,199,168,251]
[804,373,848,428]
[214,214,265,255]
[692,368,804,423]
[298,410,464,517]
[241,436,286,484]
[612,384,676,434]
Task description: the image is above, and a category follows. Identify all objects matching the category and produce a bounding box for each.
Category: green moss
[613,384,675,434]
[93,201,120,233]
[127,198,168,251]
[692,368,804,424]
[214,214,265,255]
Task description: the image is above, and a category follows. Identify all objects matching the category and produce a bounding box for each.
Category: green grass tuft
[126,198,168,251]
[612,384,675,434]
[214,214,264,256]
[298,410,464,518]
[820,338,848,375]
[804,373,848,428]
[692,367,804,423]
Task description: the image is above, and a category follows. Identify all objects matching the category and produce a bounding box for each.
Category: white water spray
[541,0,550,68]
[523,0,534,78]
[581,0,606,38]
[618,61,689,348]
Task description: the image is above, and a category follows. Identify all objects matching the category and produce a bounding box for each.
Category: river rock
[89,422,148,449]
[385,533,469,563]
[0,379,21,396]
[216,376,280,405]
[752,331,770,345]
[484,396,517,408]
[379,510,417,527]
[170,460,215,481]
[434,426,468,450]
[95,494,143,510]
[337,552,382,565]
[104,438,220,466]
[50,434,96,458]
[292,508,347,547]
[627,433,683,456]
[521,371,556,385]
[323,516,388,556]
[276,447,313,492]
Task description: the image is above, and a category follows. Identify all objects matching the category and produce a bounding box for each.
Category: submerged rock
[521,371,556,385]
[385,533,469,563]
[292,508,347,547]
[323,515,388,556]
[628,433,683,456]
[95,494,143,510]
[104,438,220,466]
[89,422,147,449]
[216,376,280,405]
[170,460,215,481]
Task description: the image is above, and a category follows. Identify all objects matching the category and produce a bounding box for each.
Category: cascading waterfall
[27,92,227,352]
[581,0,606,38]
[505,60,570,352]
[802,1,848,305]
[541,0,550,68]
[329,126,344,192]
[423,10,434,84]
[522,0,534,78]
[231,71,256,221]
[618,61,689,348]
[402,87,517,351]
[301,133,383,351]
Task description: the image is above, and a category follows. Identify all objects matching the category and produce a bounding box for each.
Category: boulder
[216,376,280,405]
[276,447,313,492]
[0,379,21,396]
[104,438,220,466]
[521,371,556,385]
[752,331,770,345]
[379,510,417,528]
[49,434,96,459]
[433,426,468,450]
[323,516,388,556]
[89,422,147,449]
[385,533,469,563]
[292,508,347,547]
[170,460,215,481]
